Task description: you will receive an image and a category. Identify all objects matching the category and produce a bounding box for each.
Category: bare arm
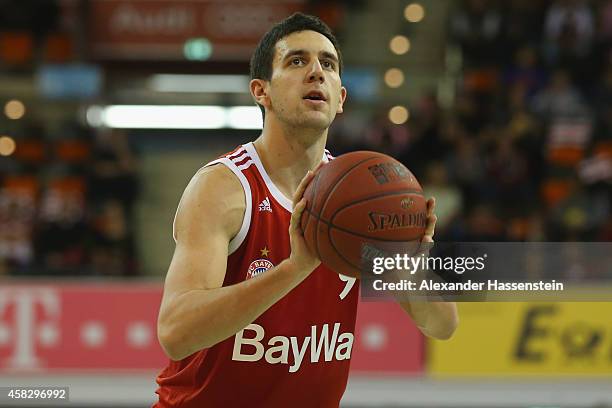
[157,165,320,360]
[399,197,459,340]
[400,300,458,340]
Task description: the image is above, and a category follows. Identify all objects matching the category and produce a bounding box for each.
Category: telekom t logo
[0,288,60,369]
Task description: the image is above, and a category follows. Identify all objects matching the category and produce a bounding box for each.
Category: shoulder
[174,162,246,243]
[192,161,243,193]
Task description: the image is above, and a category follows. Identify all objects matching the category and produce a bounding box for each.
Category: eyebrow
[283,49,339,64]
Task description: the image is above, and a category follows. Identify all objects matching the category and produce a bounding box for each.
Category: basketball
[300,151,427,278]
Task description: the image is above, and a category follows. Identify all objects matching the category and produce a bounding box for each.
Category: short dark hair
[250,12,343,119]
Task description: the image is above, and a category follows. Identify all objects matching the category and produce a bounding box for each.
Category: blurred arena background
[0,0,611,406]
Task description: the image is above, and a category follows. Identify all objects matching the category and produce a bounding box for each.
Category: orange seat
[14,140,46,164]
[55,140,91,163]
[541,179,572,208]
[464,68,499,93]
[2,175,39,198]
[507,217,530,240]
[0,31,33,65]
[547,146,585,166]
[49,177,85,195]
[44,32,73,62]
[593,140,612,158]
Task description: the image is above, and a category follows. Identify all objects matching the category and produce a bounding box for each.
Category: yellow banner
[428,302,612,376]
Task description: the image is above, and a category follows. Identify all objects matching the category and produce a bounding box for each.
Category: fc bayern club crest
[246,259,274,279]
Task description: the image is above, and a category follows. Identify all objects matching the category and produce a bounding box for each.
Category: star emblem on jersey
[258,196,272,212]
[247,259,274,279]
[260,246,270,257]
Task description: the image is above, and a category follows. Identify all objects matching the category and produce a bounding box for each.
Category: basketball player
[154,13,458,407]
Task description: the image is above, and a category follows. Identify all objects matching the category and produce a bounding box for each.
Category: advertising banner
[429,302,612,376]
[0,283,423,374]
[0,283,165,372]
[88,0,304,60]
[351,302,423,375]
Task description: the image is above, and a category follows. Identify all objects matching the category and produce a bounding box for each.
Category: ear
[250,79,270,109]
[336,86,348,114]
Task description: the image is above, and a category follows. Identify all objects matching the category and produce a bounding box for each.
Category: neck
[253,115,328,197]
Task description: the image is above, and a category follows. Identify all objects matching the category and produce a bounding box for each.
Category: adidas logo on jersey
[232,322,354,373]
[258,197,272,212]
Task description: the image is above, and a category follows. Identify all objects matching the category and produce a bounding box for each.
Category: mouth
[302,90,328,103]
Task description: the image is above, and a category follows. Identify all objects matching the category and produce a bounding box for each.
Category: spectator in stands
[449,0,503,66]
[500,0,547,59]
[531,69,588,119]
[90,199,137,276]
[486,132,532,215]
[543,0,595,82]
[35,177,89,275]
[548,176,609,240]
[503,45,547,99]
[421,161,462,238]
[88,128,139,210]
[363,111,410,157]
[399,92,453,176]
[544,0,594,56]
[445,134,486,207]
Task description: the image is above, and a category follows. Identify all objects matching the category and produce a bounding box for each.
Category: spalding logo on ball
[300,151,427,279]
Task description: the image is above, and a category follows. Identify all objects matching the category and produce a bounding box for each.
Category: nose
[307,59,324,83]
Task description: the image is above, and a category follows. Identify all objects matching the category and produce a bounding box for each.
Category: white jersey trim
[211,157,253,255]
[171,156,252,256]
[244,142,331,214]
[237,160,254,171]
[229,150,248,162]
[244,142,293,213]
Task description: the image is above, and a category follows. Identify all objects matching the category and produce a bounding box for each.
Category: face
[251,30,347,131]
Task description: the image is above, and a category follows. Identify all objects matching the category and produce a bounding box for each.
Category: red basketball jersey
[154,142,359,408]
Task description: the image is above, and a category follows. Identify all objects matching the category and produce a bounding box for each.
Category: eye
[322,60,336,70]
[291,57,304,66]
